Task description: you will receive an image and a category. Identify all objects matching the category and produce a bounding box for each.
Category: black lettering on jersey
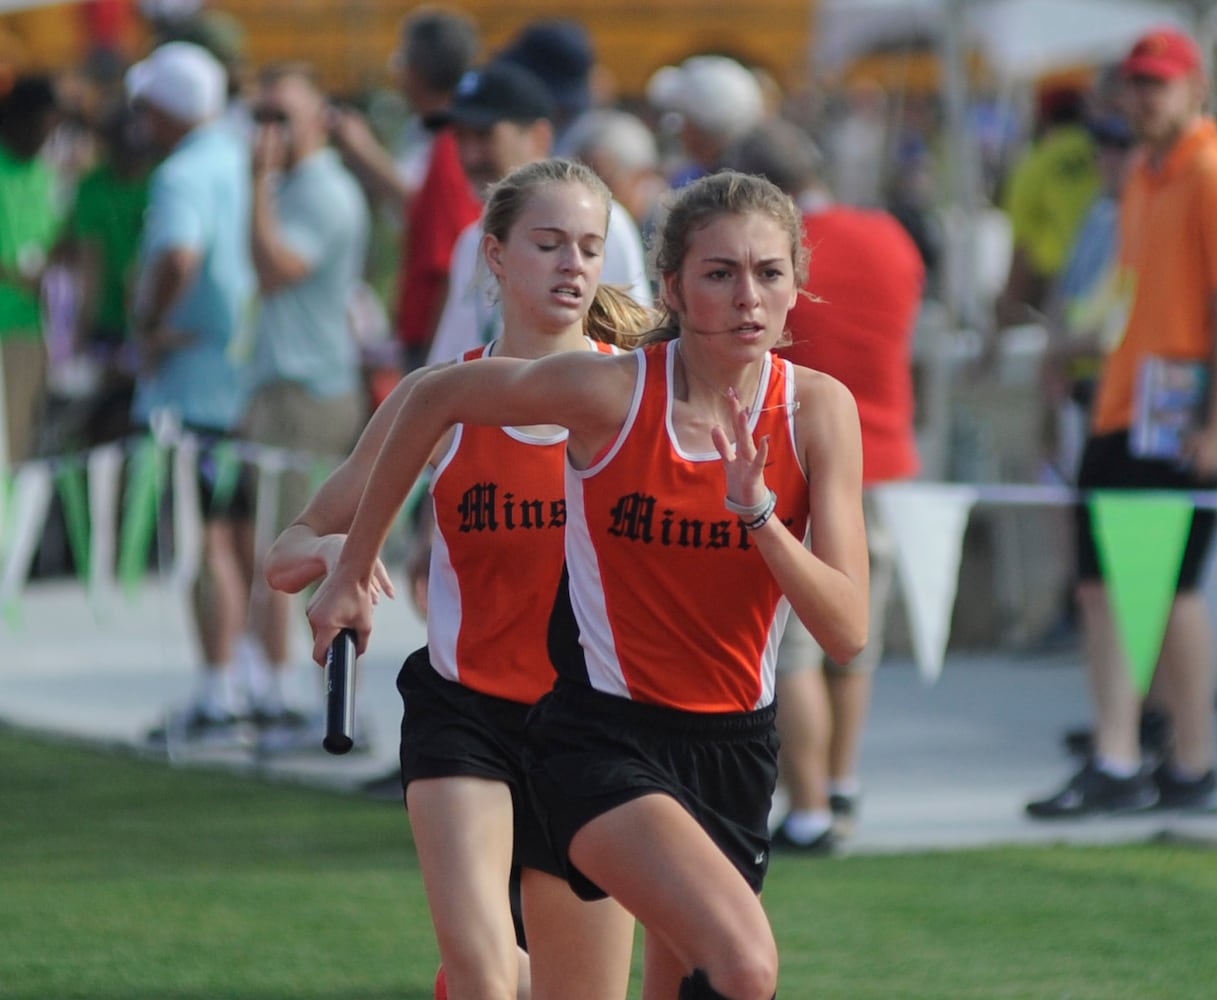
[609,493,800,551]
[708,520,734,549]
[458,483,564,532]
[504,494,547,530]
[608,492,657,542]
[677,518,703,548]
[458,483,499,531]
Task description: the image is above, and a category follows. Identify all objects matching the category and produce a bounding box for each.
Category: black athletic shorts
[189,425,253,521]
[1075,431,1217,590]
[524,679,779,902]
[396,647,560,876]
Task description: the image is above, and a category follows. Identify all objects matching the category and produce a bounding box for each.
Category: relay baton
[323,628,358,755]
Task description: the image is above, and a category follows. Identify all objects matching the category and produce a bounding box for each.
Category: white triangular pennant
[252,450,286,563]
[0,461,54,616]
[87,443,123,615]
[873,482,977,683]
[170,435,204,593]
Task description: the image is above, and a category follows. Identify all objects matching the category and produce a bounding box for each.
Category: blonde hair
[483,157,656,348]
[642,170,808,345]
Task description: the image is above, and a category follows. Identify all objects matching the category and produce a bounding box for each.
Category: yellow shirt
[1003,124,1101,277]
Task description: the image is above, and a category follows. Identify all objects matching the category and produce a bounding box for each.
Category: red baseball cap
[1120,28,1203,80]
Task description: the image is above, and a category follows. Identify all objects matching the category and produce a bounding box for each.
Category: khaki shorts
[240,380,366,532]
[776,492,895,676]
[2,336,47,465]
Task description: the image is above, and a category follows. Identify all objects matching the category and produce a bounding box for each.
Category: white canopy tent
[816,0,1195,83]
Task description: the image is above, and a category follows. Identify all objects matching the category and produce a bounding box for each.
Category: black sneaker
[829,792,860,838]
[146,707,248,748]
[1153,765,1217,811]
[1026,762,1159,819]
[770,821,837,855]
[251,707,321,754]
[1063,708,1172,760]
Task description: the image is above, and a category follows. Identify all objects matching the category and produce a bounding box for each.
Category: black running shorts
[396,647,560,876]
[1075,431,1217,590]
[524,679,779,902]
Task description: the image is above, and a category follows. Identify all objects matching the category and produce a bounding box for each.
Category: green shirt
[71,162,150,340]
[0,141,64,339]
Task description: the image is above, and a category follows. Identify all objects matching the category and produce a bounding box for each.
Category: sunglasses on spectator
[253,108,290,125]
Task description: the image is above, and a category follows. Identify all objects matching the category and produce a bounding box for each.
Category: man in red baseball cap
[1027,25,1217,820]
[1120,27,1203,82]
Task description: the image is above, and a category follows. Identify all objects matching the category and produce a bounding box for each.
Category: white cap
[646,55,764,143]
[125,41,226,125]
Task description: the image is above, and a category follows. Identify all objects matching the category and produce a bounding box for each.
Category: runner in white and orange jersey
[425,335,613,705]
[557,338,809,713]
[310,170,869,1000]
[267,158,653,1000]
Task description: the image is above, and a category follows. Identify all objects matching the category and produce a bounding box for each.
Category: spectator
[0,74,64,466]
[425,60,651,366]
[235,61,371,738]
[331,5,479,212]
[499,18,597,154]
[562,107,667,238]
[127,41,256,742]
[824,77,889,209]
[1042,111,1137,460]
[329,6,481,373]
[994,83,1100,327]
[1040,107,1175,762]
[645,54,765,188]
[61,103,155,446]
[1026,28,1217,818]
[727,117,925,852]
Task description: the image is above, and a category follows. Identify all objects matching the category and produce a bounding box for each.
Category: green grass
[3,725,1216,999]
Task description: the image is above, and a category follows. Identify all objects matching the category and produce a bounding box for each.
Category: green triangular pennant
[118,438,165,597]
[54,460,91,585]
[1090,491,1194,695]
[208,440,242,516]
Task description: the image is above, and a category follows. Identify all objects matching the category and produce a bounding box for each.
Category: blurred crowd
[2,2,1140,475]
[0,0,1148,726]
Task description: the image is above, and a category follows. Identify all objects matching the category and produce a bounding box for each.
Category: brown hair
[256,60,321,91]
[642,169,808,344]
[482,157,656,347]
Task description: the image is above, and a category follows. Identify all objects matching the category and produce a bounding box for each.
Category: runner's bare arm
[307,350,634,661]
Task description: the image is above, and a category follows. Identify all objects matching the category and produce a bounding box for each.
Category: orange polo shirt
[1093,117,1217,434]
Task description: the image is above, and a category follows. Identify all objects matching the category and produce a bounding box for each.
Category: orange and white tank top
[426,339,616,703]
[561,339,810,712]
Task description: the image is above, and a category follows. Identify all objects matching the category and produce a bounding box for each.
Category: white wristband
[726,488,777,530]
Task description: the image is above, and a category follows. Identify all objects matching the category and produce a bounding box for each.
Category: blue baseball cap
[449,61,555,127]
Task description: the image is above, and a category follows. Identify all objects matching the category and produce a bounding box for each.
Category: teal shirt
[0,142,64,338]
[132,121,254,431]
[247,148,369,399]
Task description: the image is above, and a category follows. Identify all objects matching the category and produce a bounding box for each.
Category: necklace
[676,340,755,412]
[675,341,800,418]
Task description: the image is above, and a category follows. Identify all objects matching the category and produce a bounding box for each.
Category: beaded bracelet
[725,488,777,531]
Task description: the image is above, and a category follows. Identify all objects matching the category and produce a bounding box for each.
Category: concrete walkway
[5,577,1215,852]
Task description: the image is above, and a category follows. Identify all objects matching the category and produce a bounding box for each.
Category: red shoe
[434,964,447,1000]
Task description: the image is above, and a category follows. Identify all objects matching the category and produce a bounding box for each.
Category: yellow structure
[1,0,819,100]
